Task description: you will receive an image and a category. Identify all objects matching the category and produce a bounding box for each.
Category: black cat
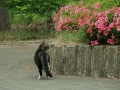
[34,41,53,79]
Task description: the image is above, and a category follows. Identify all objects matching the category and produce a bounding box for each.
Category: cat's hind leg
[38,68,43,80]
[45,70,53,79]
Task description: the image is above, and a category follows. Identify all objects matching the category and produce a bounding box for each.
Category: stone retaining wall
[48,44,120,78]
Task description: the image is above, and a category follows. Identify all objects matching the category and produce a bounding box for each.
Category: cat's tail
[46,70,53,77]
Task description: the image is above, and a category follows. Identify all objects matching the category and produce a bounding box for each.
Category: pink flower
[103,30,109,36]
[54,7,63,22]
[94,15,108,31]
[87,26,92,33]
[56,22,62,31]
[107,39,115,45]
[111,34,115,39]
[91,40,99,46]
[117,25,120,31]
[74,7,80,13]
[94,2,101,9]
[107,27,111,31]
[97,33,100,38]
[68,26,72,30]
[63,25,67,30]
[78,19,84,27]
[114,7,120,17]
[64,6,70,12]
[115,22,119,26]
[96,23,106,30]
[83,19,91,25]
[113,78,118,80]
[105,10,111,14]
[108,22,115,29]
[98,29,102,33]
[91,22,95,26]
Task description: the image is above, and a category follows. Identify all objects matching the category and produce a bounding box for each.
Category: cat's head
[39,40,49,50]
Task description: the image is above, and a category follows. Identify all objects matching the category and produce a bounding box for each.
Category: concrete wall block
[50,45,64,75]
[115,46,120,78]
[104,46,117,78]
[102,46,107,77]
[48,45,54,72]
[85,45,92,76]
[77,45,91,76]
[91,46,104,77]
[63,45,77,75]
[77,45,85,76]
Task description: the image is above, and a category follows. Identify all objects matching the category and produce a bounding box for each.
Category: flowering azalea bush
[54,2,92,32]
[88,7,120,45]
[54,2,120,45]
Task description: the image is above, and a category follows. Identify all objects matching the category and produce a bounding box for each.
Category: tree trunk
[0,0,11,31]
[0,0,4,8]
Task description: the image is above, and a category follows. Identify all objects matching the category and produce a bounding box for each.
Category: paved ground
[0,41,120,90]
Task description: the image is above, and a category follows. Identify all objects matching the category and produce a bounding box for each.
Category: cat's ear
[39,41,45,50]
[41,40,45,45]
[39,40,45,49]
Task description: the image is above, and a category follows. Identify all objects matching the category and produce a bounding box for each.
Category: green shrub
[54,1,120,45]
[0,29,53,41]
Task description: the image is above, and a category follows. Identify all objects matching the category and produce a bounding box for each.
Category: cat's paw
[46,76,51,79]
[38,75,41,80]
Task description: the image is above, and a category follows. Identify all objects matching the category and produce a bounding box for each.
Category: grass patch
[83,0,119,10]
[58,29,89,44]
[0,29,54,41]
[10,13,46,25]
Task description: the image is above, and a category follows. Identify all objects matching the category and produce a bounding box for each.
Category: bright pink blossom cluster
[91,40,99,46]
[88,7,120,45]
[93,2,101,9]
[54,3,91,32]
[54,2,120,45]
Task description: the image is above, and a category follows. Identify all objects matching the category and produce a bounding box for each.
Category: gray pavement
[0,42,120,90]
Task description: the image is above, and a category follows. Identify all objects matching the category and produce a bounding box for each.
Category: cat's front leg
[38,75,41,80]
[38,69,43,80]
[48,63,50,69]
